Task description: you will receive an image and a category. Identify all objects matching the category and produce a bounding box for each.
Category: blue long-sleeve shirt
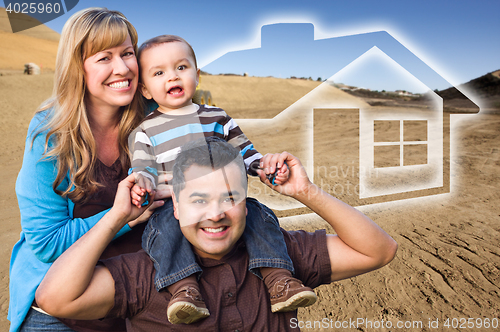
[8,110,131,332]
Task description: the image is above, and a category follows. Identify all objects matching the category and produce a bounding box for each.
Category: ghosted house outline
[202,23,479,212]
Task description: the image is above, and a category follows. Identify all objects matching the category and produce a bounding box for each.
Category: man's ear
[140,83,152,100]
[172,192,179,220]
[195,68,200,87]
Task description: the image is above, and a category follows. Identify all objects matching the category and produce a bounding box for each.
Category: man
[36,137,397,331]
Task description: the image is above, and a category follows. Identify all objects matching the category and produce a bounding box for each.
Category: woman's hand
[127,198,164,228]
[127,173,170,228]
[109,174,156,227]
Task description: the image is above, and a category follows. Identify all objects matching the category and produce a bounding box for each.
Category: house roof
[202,23,479,114]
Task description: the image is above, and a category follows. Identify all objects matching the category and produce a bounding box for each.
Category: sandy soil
[206,75,500,330]
[1,72,499,331]
[292,111,500,331]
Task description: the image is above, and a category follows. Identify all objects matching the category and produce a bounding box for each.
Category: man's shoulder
[100,250,153,278]
[281,228,331,287]
[281,229,328,256]
[100,250,158,319]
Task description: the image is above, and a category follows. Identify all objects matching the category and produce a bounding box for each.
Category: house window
[373,120,428,167]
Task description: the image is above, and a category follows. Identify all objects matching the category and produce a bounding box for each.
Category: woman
[8,8,163,332]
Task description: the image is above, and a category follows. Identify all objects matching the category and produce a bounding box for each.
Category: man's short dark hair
[172,137,247,200]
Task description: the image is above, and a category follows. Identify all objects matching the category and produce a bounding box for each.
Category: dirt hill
[339,70,500,112]
[199,75,325,118]
[433,70,500,111]
[0,7,59,72]
[437,70,500,99]
[0,7,60,41]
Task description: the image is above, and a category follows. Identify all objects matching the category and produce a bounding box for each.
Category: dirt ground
[206,75,500,331]
[1,73,499,331]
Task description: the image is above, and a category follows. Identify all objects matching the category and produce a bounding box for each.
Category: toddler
[129,35,317,325]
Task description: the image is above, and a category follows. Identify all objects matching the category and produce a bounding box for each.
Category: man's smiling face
[173,162,247,260]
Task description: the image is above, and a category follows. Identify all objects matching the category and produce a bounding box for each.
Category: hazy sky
[35,0,499,92]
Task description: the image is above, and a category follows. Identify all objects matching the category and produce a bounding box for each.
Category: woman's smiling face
[83,35,139,112]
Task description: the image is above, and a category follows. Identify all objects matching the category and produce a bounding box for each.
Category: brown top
[102,229,331,332]
[73,159,125,219]
[74,159,147,259]
[60,159,145,332]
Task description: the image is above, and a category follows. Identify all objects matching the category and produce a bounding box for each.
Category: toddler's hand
[258,152,290,186]
[131,183,147,208]
[273,162,289,185]
[131,174,154,207]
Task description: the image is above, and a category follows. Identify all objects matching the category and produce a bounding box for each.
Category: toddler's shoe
[269,277,317,312]
[167,286,210,324]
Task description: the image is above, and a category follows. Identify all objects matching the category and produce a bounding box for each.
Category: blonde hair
[36,7,143,202]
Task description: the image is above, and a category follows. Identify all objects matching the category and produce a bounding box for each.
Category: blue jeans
[142,197,294,291]
[20,308,76,331]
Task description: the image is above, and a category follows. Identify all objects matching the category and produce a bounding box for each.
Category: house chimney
[261,23,314,49]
